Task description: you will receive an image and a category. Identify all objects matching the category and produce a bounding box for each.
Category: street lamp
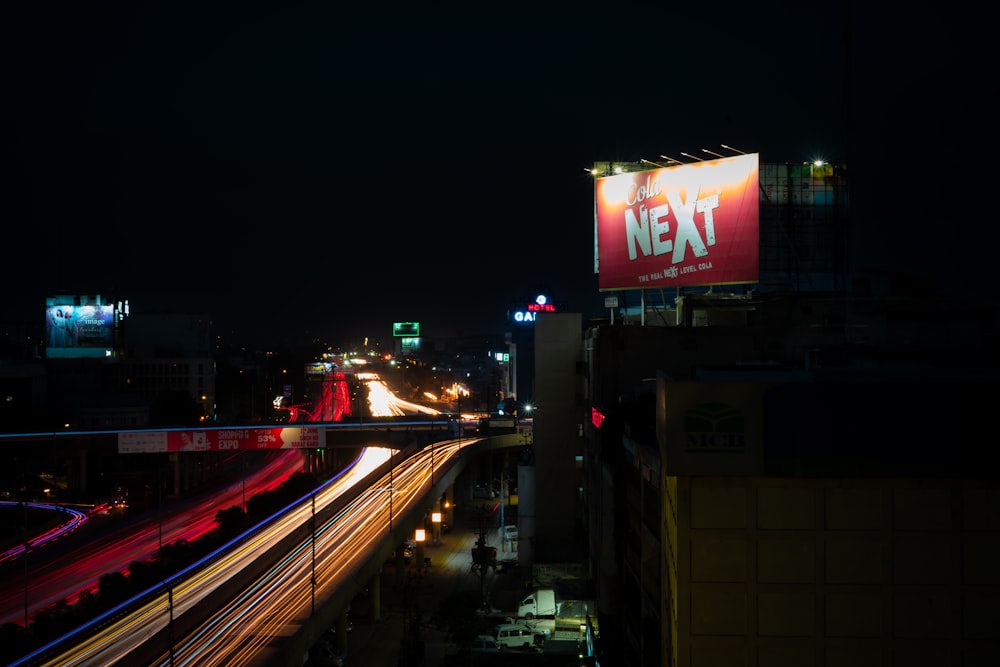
[431,511,442,545]
[414,528,426,567]
[310,493,317,614]
[389,447,394,533]
[22,501,29,632]
[443,498,454,533]
[242,451,248,519]
[157,460,163,551]
[498,469,508,551]
[377,449,395,534]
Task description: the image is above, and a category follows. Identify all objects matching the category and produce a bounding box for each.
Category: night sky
[7,4,994,347]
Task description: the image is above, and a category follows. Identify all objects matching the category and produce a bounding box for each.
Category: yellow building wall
[665,478,1000,667]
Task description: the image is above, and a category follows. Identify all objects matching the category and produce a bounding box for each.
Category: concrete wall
[668,476,1000,667]
[533,312,584,564]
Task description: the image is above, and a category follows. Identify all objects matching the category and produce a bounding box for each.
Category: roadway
[6,373,519,666]
[145,440,472,667]
[0,450,307,630]
[0,372,460,631]
[14,437,489,666]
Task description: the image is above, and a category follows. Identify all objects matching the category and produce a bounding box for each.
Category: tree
[216,505,246,539]
[97,571,130,607]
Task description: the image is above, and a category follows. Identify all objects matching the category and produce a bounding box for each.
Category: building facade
[572,286,999,667]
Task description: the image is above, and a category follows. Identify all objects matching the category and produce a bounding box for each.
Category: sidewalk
[341,508,529,666]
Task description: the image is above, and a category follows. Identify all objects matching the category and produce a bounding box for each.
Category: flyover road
[13,437,482,667]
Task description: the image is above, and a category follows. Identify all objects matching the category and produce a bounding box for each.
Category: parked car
[503,618,550,641]
[493,622,543,650]
[520,621,551,641]
[471,634,501,652]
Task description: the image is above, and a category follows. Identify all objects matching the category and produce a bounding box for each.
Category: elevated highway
[10,430,530,666]
[0,416,472,499]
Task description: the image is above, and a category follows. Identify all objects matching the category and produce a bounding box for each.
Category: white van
[493,623,542,650]
[502,525,518,542]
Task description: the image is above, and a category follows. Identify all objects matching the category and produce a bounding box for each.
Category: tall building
[520,157,1000,665]
[118,311,216,424]
[527,313,585,564]
[553,285,1000,667]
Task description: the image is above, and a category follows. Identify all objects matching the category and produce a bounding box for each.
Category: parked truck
[515,587,597,623]
[516,588,557,619]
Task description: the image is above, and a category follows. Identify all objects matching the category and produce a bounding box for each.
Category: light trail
[11,372,461,666]
[0,502,90,564]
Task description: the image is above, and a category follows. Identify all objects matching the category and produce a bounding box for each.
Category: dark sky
[8,4,994,347]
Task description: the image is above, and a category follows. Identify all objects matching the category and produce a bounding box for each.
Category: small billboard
[393,322,420,337]
[45,295,117,358]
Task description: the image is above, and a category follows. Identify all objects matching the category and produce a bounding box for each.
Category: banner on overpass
[118,427,327,453]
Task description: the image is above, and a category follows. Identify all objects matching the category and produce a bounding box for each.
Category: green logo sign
[683,403,746,451]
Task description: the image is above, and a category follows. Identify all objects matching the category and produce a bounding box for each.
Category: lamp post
[389,448,394,533]
[431,511,442,546]
[499,469,506,552]
[414,528,426,568]
[241,451,248,520]
[157,457,164,551]
[443,497,454,534]
[22,501,29,632]
[310,493,316,614]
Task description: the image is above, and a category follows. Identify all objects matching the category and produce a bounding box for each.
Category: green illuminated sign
[393,322,420,337]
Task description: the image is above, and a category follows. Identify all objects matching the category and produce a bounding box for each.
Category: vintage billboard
[118,427,327,453]
[595,153,759,290]
[45,295,117,359]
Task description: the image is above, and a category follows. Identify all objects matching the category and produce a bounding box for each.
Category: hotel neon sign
[512,294,556,323]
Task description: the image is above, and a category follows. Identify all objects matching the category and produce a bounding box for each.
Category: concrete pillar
[172,452,182,496]
[334,610,349,654]
[415,527,427,567]
[370,572,382,621]
[444,484,455,530]
[395,542,406,586]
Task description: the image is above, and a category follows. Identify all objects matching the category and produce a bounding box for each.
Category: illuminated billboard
[393,322,420,337]
[45,295,117,359]
[118,427,327,453]
[595,153,759,290]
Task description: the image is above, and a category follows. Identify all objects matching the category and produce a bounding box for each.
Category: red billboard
[595,153,759,290]
[118,427,327,453]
